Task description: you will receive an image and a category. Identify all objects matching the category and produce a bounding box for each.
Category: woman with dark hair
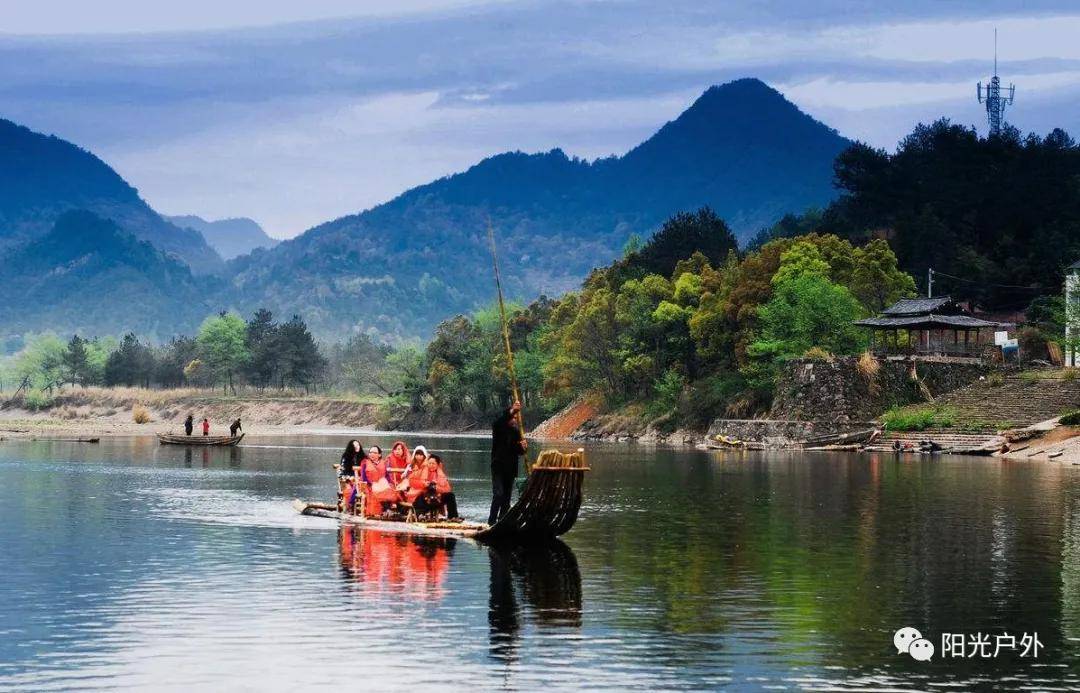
[337,439,363,511]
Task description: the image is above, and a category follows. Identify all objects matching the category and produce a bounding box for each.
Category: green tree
[154,336,198,388]
[62,335,89,386]
[850,238,917,311]
[104,333,155,387]
[275,315,327,391]
[243,308,279,389]
[196,313,249,394]
[746,274,868,389]
[83,337,115,386]
[333,333,393,395]
[14,334,67,392]
[544,287,621,396]
[630,207,738,278]
[386,345,426,411]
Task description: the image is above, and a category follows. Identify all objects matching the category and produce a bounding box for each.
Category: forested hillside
[0,211,217,339]
[0,118,223,272]
[761,120,1080,309]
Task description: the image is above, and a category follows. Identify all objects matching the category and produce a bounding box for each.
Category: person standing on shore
[489,401,526,525]
[184,414,194,436]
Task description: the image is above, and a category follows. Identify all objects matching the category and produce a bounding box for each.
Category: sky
[2,1,1079,238]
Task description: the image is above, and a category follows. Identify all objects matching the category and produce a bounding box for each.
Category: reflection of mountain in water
[488,541,583,662]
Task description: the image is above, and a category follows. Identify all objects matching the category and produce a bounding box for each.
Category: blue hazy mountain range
[0,78,850,340]
[0,118,224,274]
[0,210,217,338]
[226,79,851,339]
[167,215,279,260]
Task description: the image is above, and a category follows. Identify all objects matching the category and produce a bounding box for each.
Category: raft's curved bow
[476,449,589,544]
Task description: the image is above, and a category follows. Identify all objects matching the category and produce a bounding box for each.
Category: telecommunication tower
[977,29,1015,137]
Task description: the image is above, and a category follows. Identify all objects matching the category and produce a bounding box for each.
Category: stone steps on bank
[930,376,1080,429]
[881,430,1002,447]
[877,429,1006,454]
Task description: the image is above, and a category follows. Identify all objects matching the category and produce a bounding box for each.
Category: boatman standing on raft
[489,400,527,525]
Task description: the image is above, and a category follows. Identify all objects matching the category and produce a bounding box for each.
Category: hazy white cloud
[1,1,1078,237]
[0,0,514,35]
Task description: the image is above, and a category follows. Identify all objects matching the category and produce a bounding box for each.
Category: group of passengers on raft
[335,441,460,522]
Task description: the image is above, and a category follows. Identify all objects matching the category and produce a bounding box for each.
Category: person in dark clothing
[184,414,194,436]
[489,401,526,525]
[337,440,363,512]
[229,418,242,437]
[339,440,363,478]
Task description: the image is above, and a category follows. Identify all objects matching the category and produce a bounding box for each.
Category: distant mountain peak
[166,214,278,260]
[228,77,853,339]
[634,78,839,152]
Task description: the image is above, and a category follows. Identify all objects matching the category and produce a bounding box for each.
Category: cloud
[1,1,1078,236]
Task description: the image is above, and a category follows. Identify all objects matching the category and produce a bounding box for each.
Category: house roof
[855,314,1006,330]
[1069,259,1080,270]
[881,296,954,316]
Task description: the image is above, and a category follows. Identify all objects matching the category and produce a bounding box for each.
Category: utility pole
[927,267,934,299]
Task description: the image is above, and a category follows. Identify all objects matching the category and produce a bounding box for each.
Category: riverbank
[998,419,1080,464]
[0,387,384,438]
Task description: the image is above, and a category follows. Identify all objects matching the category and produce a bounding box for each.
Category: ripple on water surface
[1,439,1080,689]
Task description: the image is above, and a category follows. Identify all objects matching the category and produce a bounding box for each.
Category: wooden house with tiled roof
[855,295,1008,358]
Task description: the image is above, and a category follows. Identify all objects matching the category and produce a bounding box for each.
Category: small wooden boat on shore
[157,433,244,446]
[296,448,588,545]
[35,437,100,443]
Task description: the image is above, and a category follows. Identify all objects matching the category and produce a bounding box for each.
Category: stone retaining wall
[770,356,989,426]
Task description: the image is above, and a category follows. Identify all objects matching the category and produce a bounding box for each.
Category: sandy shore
[999,420,1080,465]
[0,387,386,440]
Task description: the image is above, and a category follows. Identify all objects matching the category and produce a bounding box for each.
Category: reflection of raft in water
[294,448,588,544]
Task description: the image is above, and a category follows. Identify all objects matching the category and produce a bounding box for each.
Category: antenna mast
[977,28,1015,137]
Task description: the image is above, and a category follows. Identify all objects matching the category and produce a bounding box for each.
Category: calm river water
[2,434,1080,690]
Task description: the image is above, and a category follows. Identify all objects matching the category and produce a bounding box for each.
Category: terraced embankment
[880,372,1080,454]
[932,374,1080,431]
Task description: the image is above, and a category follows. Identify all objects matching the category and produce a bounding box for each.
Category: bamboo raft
[157,433,244,446]
[295,448,588,544]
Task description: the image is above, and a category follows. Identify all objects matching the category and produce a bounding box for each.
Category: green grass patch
[22,389,55,411]
[881,405,957,431]
[1062,410,1080,426]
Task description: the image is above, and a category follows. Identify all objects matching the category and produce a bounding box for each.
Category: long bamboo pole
[487,220,527,451]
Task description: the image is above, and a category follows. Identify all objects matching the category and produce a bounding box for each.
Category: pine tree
[244,308,279,389]
[277,315,326,392]
[63,335,89,386]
